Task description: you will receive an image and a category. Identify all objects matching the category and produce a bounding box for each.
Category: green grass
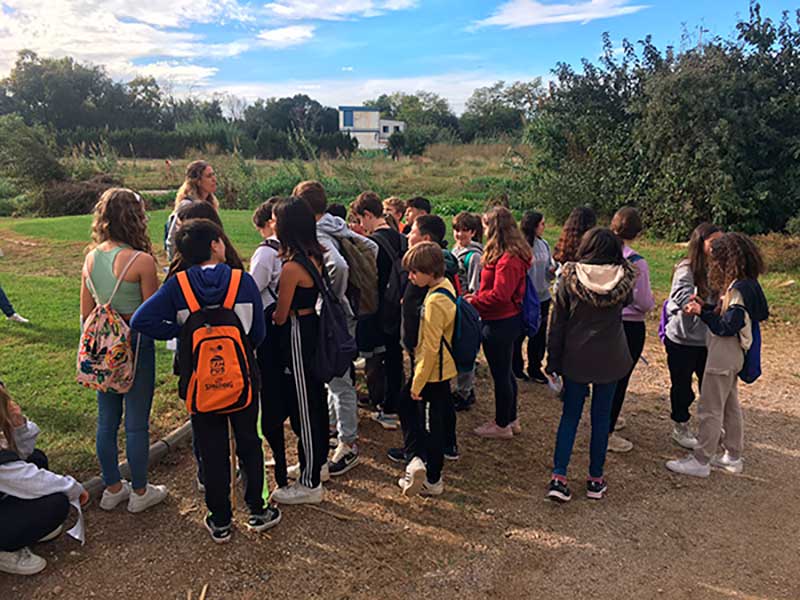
[0,208,798,478]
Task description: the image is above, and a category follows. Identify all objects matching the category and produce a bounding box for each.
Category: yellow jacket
[411,278,458,397]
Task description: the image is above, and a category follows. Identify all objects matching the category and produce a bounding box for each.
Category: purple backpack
[658,299,669,343]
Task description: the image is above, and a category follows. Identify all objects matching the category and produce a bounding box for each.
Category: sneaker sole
[248,511,282,532]
[0,558,47,575]
[586,488,608,500]
[710,463,743,475]
[671,434,699,450]
[402,468,426,497]
[329,457,360,477]
[127,492,167,514]
[99,495,130,511]
[271,493,324,505]
[545,491,571,503]
[608,444,634,453]
[204,521,232,544]
[444,454,460,462]
[387,452,408,464]
[665,464,711,478]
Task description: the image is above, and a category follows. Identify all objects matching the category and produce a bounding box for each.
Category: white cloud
[341,66,354,71]
[474,0,649,29]
[263,0,418,21]
[257,25,316,48]
[0,1,253,86]
[212,71,546,115]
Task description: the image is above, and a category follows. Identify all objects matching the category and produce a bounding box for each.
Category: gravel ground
[3,323,800,600]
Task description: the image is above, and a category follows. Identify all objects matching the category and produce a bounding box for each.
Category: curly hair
[553,207,597,263]
[482,207,532,265]
[91,188,153,255]
[708,232,766,294]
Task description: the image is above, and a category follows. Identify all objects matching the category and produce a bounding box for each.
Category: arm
[411,298,448,397]
[249,247,274,295]
[13,417,40,460]
[137,254,160,303]
[130,279,181,340]
[80,255,96,323]
[0,461,84,502]
[668,263,695,312]
[467,253,481,294]
[629,259,656,314]
[699,304,746,337]
[545,283,570,375]
[470,256,526,314]
[273,263,301,326]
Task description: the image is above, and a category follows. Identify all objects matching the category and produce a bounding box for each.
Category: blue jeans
[553,378,616,479]
[96,335,156,490]
[0,283,15,317]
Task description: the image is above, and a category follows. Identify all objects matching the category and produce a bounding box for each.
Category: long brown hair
[175,160,219,211]
[554,207,597,263]
[91,188,153,255]
[0,385,18,454]
[708,232,766,294]
[482,207,532,265]
[686,223,722,298]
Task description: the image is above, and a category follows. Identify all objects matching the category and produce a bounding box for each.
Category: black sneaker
[329,444,360,476]
[586,479,608,500]
[466,389,476,407]
[387,447,409,464]
[247,506,282,532]
[513,370,530,382]
[453,393,472,412]
[545,479,572,503]
[357,395,378,411]
[204,515,232,544]
[444,445,460,461]
[530,370,548,385]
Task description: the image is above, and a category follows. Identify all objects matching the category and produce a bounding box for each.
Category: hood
[442,249,459,278]
[316,213,350,238]
[452,241,484,258]
[563,261,636,308]
[732,279,769,323]
[185,263,234,306]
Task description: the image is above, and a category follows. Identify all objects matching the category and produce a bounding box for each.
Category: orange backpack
[176,269,258,415]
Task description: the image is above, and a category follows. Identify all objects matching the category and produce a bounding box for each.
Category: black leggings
[258,319,290,488]
[512,299,551,377]
[665,337,707,423]
[482,315,522,428]
[0,493,70,552]
[609,321,646,433]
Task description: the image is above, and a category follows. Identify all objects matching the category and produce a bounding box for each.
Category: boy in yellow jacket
[398,242,457,497]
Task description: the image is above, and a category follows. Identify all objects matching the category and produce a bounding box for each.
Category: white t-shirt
[249,236,281,310]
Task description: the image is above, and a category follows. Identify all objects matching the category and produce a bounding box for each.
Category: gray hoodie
[452,241,484,294]
[665,260,709,347]
[315,214,378,320]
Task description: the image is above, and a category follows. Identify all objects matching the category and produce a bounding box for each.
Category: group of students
[0,159,769,575]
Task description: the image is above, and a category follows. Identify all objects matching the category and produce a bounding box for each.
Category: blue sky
[0,0,797,112]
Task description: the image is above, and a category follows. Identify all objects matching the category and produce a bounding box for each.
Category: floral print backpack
[77,251,141,393]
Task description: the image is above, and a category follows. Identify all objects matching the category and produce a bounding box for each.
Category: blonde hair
[91,188,153,255]
[0,385,17,454]
[175,160,219,211]
[483,207,532,265]
[383,196,406,218]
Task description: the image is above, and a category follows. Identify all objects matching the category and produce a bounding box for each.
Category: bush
[755,233,800,272]
[141,190,176,210]
[0,115,66,185]
[787,213,800,237]
[34,174,122,217]
[0,177,18,200]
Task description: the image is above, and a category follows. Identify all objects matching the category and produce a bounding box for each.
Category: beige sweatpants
[694,334,745,464]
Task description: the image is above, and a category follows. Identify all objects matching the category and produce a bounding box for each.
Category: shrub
[755,233,800,272]
[0,114,66,185]
[787,213,800,237]
[34,174,122,217]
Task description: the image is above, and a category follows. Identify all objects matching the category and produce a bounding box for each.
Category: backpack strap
[176,271,201,313]
[629,253,644,264]
[262,238,281,252]
[106,251,142,306]
[431,287,457,378]
[224,269,243,310]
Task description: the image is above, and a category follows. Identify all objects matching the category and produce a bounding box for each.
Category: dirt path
[3,326,800,600]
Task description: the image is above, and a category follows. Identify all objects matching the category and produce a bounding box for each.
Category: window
[343,110,353,127]
[382,125,389,133]
[394,125,401,132]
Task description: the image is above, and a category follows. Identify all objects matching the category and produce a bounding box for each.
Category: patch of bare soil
[3,324,800,600]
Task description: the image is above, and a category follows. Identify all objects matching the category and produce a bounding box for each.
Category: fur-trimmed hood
[562,261,637,308]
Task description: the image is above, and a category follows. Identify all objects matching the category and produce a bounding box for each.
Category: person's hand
[411,392,422,401]
[464,293,475,303]
[79,489,90,506]
[8,401,25,428]
[684,299,702,316]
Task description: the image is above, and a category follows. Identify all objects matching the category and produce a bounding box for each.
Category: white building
[338,106,406,150]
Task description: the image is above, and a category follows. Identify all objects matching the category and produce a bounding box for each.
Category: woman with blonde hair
[467,207,532,439]
[165,160,219,260]
[80,188,167,513]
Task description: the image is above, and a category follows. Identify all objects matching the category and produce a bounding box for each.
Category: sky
[0,0,797,114]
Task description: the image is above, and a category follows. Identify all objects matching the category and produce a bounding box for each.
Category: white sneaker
[7,313,29,324]
[38,525,63,543]
[671,423,699,449]
[711,451,744,474]
[354,357,366,371]
[398,457,426,497]
[615,416,627,431]
[270,482,324,505]
[287,462,330,482]
[99,480,131,510]
[607,433,634,453]
[0,548,46,576]
[420,478,444,497]
[666,455,711,478]
[371,411,400,430]
[127,483,168,513]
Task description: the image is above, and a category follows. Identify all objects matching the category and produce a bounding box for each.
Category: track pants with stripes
[288,314,329,489]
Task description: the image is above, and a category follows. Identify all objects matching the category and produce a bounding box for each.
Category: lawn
[0,207,798,479]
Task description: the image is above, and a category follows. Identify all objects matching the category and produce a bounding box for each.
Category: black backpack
[374,233,409,337]
[294,253,358,383]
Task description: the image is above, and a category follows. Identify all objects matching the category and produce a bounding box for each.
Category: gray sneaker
[671,423,699,449]
[127,483,168,513]
[666,455,711,478]
[99,480,131,511]
[710,451,744,474]
[0,548,46,576]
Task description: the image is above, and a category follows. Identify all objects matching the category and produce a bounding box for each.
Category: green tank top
[89,246,143,315]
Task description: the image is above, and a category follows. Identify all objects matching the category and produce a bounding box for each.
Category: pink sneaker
[510,419,522,434]
[474,421,513,439]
